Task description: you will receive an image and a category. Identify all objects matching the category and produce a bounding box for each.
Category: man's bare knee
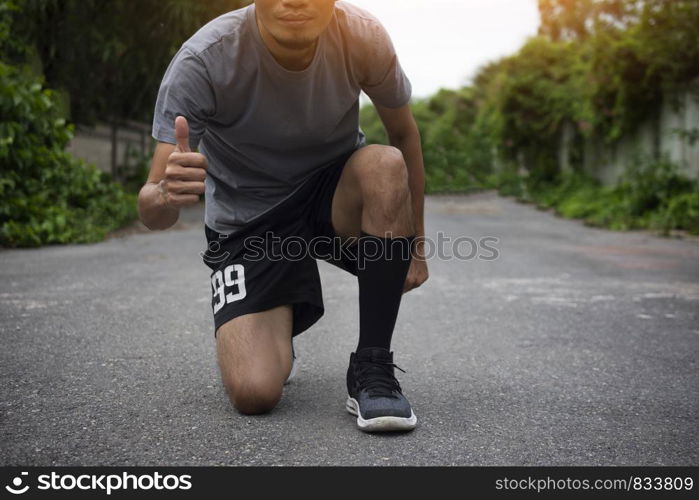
[353,146,409,203]
[223,374,283,415]
[214,306,293,415]
[354,145,407,183]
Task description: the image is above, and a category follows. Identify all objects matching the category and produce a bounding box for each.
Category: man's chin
[273,33,317,51]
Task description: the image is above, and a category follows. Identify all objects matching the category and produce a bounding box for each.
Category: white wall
[578,86,699,185]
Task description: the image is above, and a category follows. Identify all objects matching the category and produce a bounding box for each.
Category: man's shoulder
[181,4,252,58]
[334,1,384,37]
[333,1,395,60]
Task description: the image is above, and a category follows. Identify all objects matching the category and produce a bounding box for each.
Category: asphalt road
[1,192,698,466]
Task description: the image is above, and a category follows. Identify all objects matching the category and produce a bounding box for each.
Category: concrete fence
[560,86,699,184]
[66,121,154,179]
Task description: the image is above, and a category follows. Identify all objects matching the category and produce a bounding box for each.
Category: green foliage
[490,37,588,177]
[0,1,25,61]
[6,0,252,125]
[654,191,699,235]
[538,0,645,42]
[0,62,136,247]
[615,157,694,216]
[359,103,387,145]
[485,165,526,199]
[519,158,699,234]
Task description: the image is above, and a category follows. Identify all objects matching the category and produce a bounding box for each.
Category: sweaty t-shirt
[152,1,412,234]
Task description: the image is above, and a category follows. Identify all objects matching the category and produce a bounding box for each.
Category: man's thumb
[175,116,191,153]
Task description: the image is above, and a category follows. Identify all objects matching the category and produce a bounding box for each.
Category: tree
[0,1,137,247]
[538,0,644,41]
[15,0,251,125]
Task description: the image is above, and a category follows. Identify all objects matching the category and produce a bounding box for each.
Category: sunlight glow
[346,0,541,98]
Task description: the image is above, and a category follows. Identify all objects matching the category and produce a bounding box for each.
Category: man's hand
[403,239,429,293]
[158,116,208,208]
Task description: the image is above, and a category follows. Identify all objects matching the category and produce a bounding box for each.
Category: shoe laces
[356,358,406,398]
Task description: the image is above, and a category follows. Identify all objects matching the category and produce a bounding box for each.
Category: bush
[654,191,699,235]
[615,157,695,217]
[486,165,526,199]
[503,158,699,234]
[0,62,136,247]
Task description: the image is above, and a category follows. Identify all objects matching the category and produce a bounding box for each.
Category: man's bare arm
[138,117,208,230]
[372,102,425,238]
[138,142,179,230]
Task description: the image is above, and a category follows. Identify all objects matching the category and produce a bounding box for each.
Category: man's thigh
[215,304,293,392]
[329,148,366,240]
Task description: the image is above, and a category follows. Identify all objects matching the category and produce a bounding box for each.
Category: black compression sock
[356,230,415,352]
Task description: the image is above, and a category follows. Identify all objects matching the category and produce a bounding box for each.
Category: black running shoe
[346,347,417,432]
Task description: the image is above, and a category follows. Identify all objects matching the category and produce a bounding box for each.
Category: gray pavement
[1,191,698,465]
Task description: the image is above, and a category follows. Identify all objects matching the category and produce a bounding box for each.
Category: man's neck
[256,16,318,71]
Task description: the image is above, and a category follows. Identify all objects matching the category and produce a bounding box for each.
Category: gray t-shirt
[152,1,412,234]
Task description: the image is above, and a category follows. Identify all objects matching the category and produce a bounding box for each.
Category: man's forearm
[138,182,180,230]
[390,132,425,237]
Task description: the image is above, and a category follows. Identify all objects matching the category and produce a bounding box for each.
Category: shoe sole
[345,396,417,432]
[284,343,297,385]
[284,354,297,385]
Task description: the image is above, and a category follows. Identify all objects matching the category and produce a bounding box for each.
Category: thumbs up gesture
[158,116,208,207]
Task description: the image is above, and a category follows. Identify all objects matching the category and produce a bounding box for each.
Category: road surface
[1,192,698,465]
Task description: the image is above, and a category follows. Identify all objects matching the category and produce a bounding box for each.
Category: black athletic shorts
[202,148,360,338]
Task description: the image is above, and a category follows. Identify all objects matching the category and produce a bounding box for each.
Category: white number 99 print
[211,264,247,314]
